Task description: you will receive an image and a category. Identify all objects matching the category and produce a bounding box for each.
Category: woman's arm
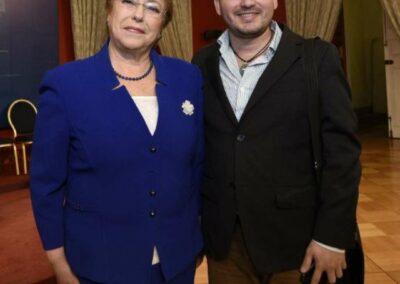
[30,70,76,282]
[31,70,69,249]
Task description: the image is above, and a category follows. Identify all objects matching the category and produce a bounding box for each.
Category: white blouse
[131,96,159,136]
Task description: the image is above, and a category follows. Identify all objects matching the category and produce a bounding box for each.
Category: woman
[30,0,203,283]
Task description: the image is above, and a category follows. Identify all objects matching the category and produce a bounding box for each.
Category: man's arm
[313,42,361,248]
[301,41,361,284]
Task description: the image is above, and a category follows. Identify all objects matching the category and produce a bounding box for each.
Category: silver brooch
[181,100,194,116]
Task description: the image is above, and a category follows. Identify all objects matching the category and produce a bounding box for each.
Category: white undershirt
[131,95,160,264]
[131,96,159,136]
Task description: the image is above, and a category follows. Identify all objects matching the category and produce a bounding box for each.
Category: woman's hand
[46,247,80,284]
[196,252,204,268]
[52,261,80,284]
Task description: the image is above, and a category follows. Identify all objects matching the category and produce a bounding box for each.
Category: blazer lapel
[205,44,238,127]
[91,44,165,139]
[93,41,121,92]
[241,26,303,120]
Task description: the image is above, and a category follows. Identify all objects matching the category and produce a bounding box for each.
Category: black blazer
[192,24,361,274]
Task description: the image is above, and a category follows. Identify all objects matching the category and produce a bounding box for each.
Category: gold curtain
[380,0,400,38]
[158,0,193,61]
[285,0,342,41]
[71,0,108,59]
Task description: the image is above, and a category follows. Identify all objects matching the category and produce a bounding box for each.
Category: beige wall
[343,0,387,113]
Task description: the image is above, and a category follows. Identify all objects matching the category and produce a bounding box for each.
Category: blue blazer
[30,44,204,284]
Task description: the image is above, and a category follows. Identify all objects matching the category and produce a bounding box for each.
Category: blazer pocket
[65,198,97,212]
[64,202,108,281]
[275,186,317,209]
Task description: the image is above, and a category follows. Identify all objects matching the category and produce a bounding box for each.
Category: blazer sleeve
[192,67,205,215]
[313,43,362,249]
[30,70,70,250]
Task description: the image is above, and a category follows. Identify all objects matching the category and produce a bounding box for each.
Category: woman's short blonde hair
[105,0,173,28]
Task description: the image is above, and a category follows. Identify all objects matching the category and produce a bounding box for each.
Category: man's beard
[229,21,271,40]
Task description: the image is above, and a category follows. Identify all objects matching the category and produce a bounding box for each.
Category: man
[192,0,361,283]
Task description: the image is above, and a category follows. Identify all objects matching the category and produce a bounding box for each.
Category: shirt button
[149,147,157,153]
[236,134,246,142]
[149,211,156,218]
[149,190,157,197]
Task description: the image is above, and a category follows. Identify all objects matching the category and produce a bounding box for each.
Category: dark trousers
[207,223,301,284]
[79,261,196,284]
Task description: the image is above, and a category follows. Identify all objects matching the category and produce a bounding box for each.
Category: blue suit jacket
[30,44,204,284]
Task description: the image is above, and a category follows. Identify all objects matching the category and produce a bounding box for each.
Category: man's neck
[229,27,274,60]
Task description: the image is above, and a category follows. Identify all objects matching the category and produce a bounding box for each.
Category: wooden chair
[7,99,37,175]
[0,136,20,175]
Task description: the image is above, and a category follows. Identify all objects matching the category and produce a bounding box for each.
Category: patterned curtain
[159,0,193,61]
[70,0,108,59]
[380,0,400,38]
[285,0,342,41]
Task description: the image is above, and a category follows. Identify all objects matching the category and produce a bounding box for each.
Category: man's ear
[214,0,222,16]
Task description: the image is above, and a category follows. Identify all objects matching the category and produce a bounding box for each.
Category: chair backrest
[7,99,38,138]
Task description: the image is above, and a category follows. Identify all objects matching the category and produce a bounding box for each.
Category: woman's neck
[108,40,152,74]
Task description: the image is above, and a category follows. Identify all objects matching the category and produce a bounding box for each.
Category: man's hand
[300,241,347,284]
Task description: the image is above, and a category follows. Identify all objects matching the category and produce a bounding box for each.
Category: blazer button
[149,190,157,197]
[149,211,156,218]
[236,134,246,142]
[149,147,157,153]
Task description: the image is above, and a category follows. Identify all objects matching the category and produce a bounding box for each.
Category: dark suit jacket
[30,43,204,284]
[192,24,361,273]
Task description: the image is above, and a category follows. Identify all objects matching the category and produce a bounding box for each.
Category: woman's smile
[123,25,145,34]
